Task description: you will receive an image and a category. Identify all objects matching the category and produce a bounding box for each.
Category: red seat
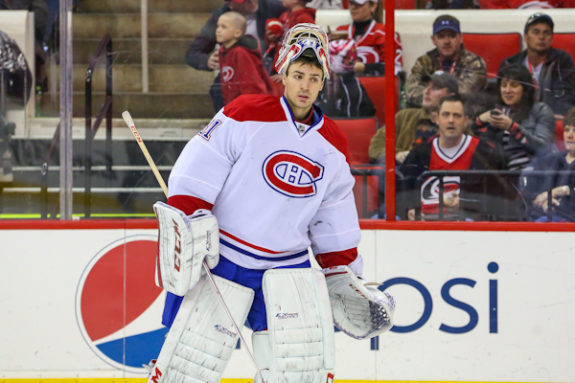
[395,0,416,8]
[332,117,377,164]
[333,117,381,217]
[463,33,522,78]
[552,33,575,65]
[556,119,565,150]
[357,76,398,128]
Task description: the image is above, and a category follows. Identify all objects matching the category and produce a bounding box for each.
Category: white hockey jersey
[168,94,361,270]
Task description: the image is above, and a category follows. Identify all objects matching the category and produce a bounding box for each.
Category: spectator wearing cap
[405,14,487,108]
[499,13,575,117]
[369,72,459,164]
[185,0,286,111]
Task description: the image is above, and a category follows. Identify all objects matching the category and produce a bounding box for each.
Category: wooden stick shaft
[122,111,169,197]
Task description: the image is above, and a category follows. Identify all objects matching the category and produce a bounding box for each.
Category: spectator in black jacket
[185,0,285,111]
[523,106,575,222]
[499,13,575,118]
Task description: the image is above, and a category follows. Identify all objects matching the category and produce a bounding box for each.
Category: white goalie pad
[322,265,395,339]
[147,274,254,383]
[153,201,220,296]
[261,268,335,383]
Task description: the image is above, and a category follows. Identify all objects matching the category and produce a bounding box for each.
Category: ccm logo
[327,373,334,383]
[150,366,163,383]
[172,219,181,272]
[262,150,324,198]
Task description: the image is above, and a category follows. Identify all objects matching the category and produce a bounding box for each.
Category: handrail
[413,169,575,222]
[40,122,61,218]
[85,34,113,218]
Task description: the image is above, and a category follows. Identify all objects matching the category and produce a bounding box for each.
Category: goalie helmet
[274,23,331,80]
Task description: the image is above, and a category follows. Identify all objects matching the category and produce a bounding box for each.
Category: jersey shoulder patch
[223,94,285,123]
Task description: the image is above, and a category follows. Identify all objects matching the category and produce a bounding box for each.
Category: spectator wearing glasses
[499,13,575,118]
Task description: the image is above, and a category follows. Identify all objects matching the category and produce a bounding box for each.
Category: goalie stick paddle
[121,111,265,380]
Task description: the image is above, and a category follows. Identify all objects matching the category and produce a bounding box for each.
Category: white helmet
[274,23,331,80]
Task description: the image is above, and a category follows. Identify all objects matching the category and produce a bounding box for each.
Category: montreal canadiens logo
[75,235,167,373]
[263,150,324,197]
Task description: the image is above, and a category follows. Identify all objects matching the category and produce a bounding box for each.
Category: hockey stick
[121,111,264,379]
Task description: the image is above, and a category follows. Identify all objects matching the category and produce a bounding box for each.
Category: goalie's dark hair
[564,106,575,127]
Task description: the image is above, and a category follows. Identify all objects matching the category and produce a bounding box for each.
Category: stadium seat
[332,117,381,217]
[463,33,522,78]
[332,117,377,164]
[555,119,565,151]
[358,76,397,128]
[552,33,575,64]
[396,0,416,9]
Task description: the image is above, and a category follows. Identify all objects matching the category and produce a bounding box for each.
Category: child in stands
[216,11,280,105]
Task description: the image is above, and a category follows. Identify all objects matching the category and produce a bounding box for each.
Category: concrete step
[75,0,220,13]
[38,92,215,119]
[73,12,211,39]
[73,64,215,93]
[74,38,191,65]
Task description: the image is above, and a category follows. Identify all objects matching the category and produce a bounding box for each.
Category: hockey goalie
[148,22,395,383]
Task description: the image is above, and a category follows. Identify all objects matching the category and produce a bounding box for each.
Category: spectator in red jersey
[279,0,316,27]
[263,0,316,77]
[329,0,403,76]
[397,94,505,221]
[216,12,281,105]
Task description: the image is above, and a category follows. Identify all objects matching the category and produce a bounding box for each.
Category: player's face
[564,124,575,154]
[524,23,553,54]
[349,1,377,23]
[422,82,449,109]
[432,30,462,59]
[216,15,241,47]
[283,61,324,119]
[437,100,467,143]
[228,0,259,15]
[500,78,523,107]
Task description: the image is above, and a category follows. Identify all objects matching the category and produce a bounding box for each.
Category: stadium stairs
[3,0,219,217]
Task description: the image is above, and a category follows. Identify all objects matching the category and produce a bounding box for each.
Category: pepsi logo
[75,235,167,372]
[262,150,324,198]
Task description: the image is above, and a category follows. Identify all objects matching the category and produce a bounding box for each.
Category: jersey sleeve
[309,156,361,257]
[168,109,243,203]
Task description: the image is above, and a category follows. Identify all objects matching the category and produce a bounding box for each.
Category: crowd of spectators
[184,0,575,222]
[3,0,575,222]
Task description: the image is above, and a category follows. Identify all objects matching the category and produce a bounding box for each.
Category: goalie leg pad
[154,201,220,296]
[262,268,335,383]
[148,274,254,383]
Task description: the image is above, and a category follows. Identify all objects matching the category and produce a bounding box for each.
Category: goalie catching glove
[322,265,395,339]
[153,201,220,296]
